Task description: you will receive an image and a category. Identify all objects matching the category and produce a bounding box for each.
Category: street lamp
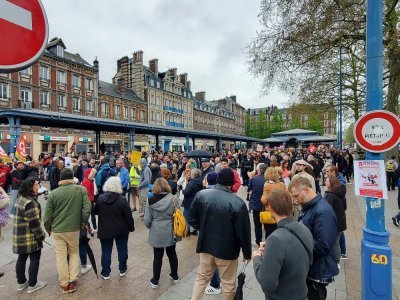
[338,46,343,149]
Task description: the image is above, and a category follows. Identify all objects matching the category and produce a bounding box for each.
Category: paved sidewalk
[0,183,399,299]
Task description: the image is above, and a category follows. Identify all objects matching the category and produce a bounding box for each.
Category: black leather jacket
[189,184,252,260]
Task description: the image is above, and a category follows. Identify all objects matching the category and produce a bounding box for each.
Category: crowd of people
[0,144,398,299]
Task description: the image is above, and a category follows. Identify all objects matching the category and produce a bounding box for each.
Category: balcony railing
[19,100,33,109]
[166,121,184,128]
[163,106,184,115]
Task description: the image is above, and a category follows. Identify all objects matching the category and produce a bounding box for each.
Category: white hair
[103,176,123,194]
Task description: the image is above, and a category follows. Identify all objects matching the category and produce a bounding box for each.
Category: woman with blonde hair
[261,167,286,239]
[144,178,180,289]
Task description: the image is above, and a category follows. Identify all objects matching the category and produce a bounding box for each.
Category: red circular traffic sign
[354,110,400,153]
[0,0,49,72]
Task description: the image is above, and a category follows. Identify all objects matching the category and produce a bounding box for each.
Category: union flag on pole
[15,135,27,163]
[307,144,317,153]
[70,141,76,152]
[0,146,11,163]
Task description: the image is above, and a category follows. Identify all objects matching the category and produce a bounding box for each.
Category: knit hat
[60,168,74,180]
[217,168,235,186]
[206,171,218,185]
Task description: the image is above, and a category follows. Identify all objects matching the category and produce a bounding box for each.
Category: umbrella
[187,150,212,158]
[81,236,99,279]
[234,261,249,300]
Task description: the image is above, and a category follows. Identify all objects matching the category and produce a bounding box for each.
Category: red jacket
[81,168,95,202]
[0,166,10,187]
[231,168,241,193]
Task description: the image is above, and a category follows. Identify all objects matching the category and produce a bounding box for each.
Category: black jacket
[189,184,252,260]
[10,169,23,190]
[50,168,61,190]
[22,166,39,181]
[325,187,347,232]
[299,194,339,282]
[182,177,203,210]
[94,192,135,240]
[247,174,265,211]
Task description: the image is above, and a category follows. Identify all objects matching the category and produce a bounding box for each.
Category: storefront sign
[79,137,91,143]
[39,135,70,142]
[354,160,387,199]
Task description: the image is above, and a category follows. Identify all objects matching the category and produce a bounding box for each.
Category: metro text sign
[0,0,48,72]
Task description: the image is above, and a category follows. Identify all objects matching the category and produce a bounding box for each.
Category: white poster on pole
[64,157,72,169]
[354,160,387,199]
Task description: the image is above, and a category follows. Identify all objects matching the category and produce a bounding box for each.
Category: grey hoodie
[139,158,152,190]
[144,193,177,248]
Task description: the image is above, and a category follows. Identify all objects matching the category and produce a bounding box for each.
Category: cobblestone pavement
[0,183,399,299]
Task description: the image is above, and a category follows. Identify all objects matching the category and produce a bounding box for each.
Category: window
[40,65,49,80]
[156,112,161,121]
[19,67,31,76]
[140,110,145,121]
[85,78,93,91]
[124,106,129,118]
[58,94,66,107]
[151,111,155,121]
[130,108,136,120]
[0,83,8,100]
[156,81,160,89]
[20,88,31,102]
[40,91,49,105]
[115,105,121,118]
[101,102,108,115]
[57,70,66,84]
[324,112,329,120]
[72,75,80,88]
[73,97,80,110]
[86,99,93,112]
[57,45,64,57]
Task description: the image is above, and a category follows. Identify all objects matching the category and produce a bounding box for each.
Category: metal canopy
[0,109,262,143]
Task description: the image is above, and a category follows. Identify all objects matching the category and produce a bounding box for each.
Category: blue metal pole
[362,1,392,299]
[339,46,343,149]
[185,135,190,153]
[129,129,135,151]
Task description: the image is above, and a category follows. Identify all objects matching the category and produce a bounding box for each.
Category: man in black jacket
[189,168,252,300]
[50,159,64,190]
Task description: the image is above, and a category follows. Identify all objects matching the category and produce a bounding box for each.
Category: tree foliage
[247,0,400,121]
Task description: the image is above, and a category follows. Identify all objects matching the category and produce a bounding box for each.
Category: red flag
[0,146,11,163]
[70,141,76,152]
[307,144,317,153]
[15,135,27,163]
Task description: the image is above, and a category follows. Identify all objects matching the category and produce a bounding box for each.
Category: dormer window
[57,45,64,57]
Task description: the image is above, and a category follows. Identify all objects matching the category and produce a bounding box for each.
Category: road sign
[354,110,400,153]
[0,0,49,72]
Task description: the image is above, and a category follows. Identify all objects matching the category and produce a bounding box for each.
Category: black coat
[189,184,252,260]
[182,177,203,210]
[93,192,135,240]
[50,168,61,190]
[325,187,347,232]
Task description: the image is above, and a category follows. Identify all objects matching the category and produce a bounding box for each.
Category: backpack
[386,161,395,172]
[172,197,187,241]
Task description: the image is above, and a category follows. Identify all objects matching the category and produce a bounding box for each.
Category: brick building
[0,37,98,157]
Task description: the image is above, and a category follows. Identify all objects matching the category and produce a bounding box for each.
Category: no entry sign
[354,110,400,153]
[0,0,49,72]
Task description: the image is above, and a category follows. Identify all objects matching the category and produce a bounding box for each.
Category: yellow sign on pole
[130,151,141,165]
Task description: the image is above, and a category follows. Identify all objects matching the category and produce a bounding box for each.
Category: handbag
[259,207,276,224]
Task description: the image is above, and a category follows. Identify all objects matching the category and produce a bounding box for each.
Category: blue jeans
[9,189,18,216]
[339,232,346,255]
[100,234,129,276]
[183,208,191,232]
[210,268,221,289]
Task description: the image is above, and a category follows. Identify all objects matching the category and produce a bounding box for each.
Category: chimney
[230,95,236,102]
[117,78,126,93]
[179,73,188,86]
[149,59,158,76]
[169,68,177,77]
[133,50,143,64]
[195,91,206,102]
[187,81,191,90]
[93,57,99,71]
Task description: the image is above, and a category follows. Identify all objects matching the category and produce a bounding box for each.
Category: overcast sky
[41,0,289,109]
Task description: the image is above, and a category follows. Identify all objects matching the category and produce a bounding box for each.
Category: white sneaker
[204,284,221,295]
[337,263,341,269]
[81,264,92,275]
[27,281,47,294]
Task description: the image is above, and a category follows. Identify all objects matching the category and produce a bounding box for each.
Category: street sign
[354,110,400,153]
[0,0,49,72]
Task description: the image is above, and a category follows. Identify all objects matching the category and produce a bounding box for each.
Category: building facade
[247,104,337,136]
[0,37,99,158]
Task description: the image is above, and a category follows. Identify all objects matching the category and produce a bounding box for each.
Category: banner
[354,160,387,199]
[15,135,27,163]
[0,146,11,163]
[130,151,142,165]
[307,144,317,153]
